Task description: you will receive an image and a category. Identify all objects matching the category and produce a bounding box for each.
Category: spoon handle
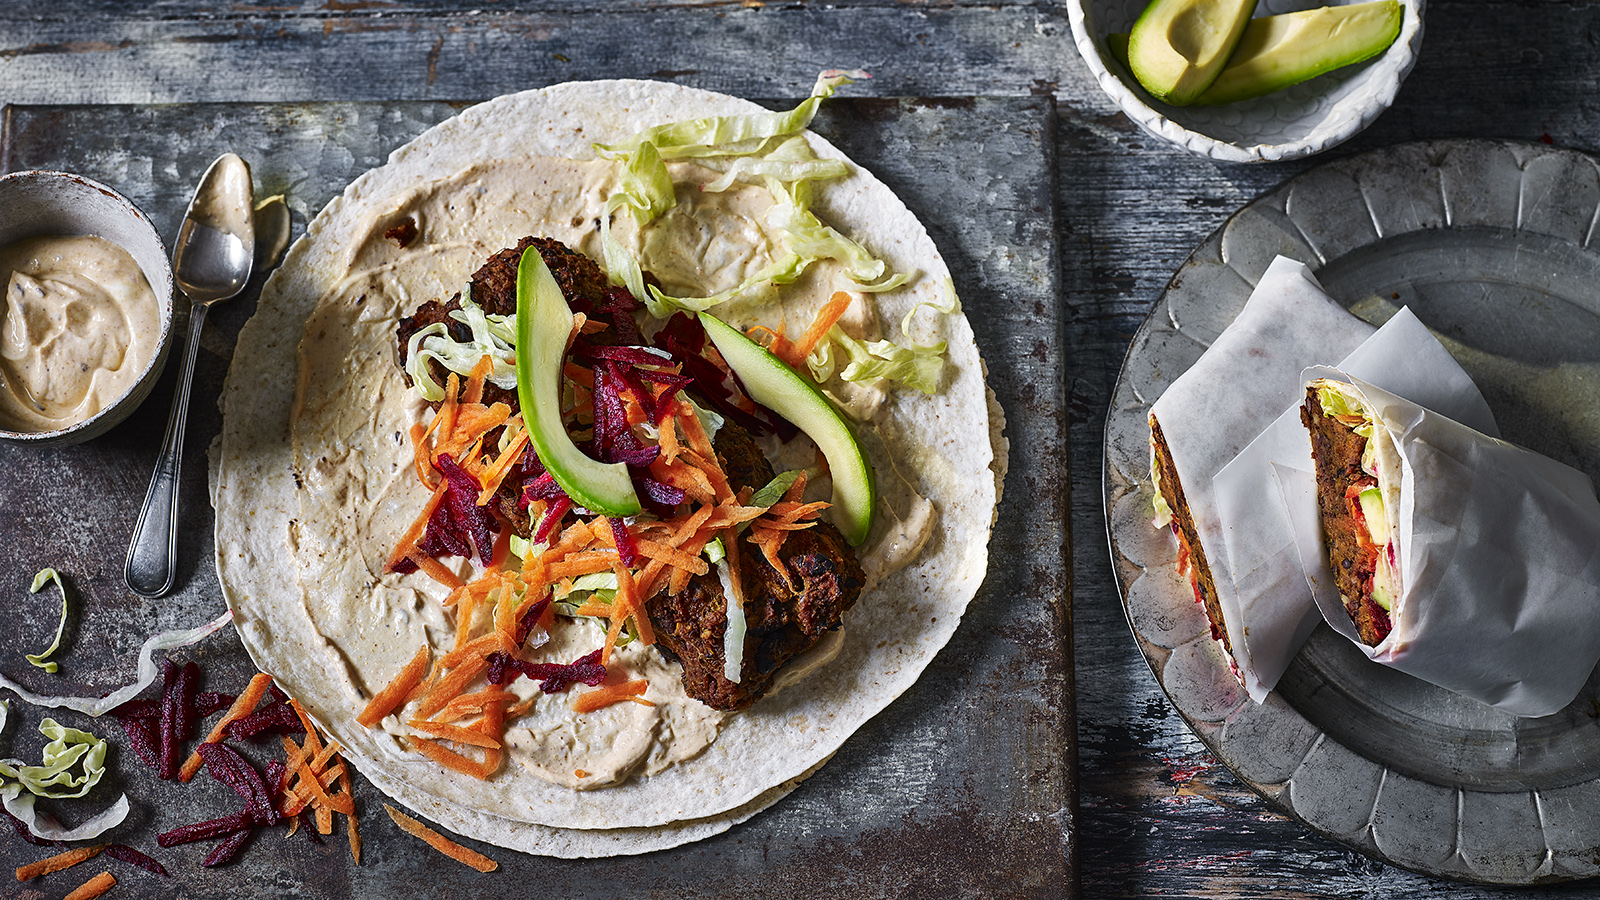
[125,301,211,599]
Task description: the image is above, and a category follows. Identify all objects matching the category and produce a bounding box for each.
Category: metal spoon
[125,153,255,598]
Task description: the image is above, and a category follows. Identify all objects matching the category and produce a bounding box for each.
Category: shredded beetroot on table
[514,595,552,647]
[105,844,170,876]
[486,648,606,693]
[197,743,280,827]
[157,811,252,848]
[157,659,199,780]
[114,714,160,769]
[223,701,305,741]
[201,826,252,867]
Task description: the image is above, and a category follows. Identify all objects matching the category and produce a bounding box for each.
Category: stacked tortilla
[212,81,1004,855]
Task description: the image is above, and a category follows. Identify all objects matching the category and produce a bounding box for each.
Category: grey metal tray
[1105,138,1600,886]
[0,97,1072,898]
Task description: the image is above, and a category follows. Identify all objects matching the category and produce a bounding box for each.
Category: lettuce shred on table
[408,69,958,398]
[0,701,129,840]
[25,568,69,673]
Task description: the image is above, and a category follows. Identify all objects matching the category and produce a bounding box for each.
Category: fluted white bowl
[1068,0,1425,162]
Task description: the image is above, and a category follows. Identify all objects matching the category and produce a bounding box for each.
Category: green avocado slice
[697,312,875,546]
[1195,0,1402,105]
[515,246,642,518]
[1126,0,1258,106]
[1109,1,1403,106]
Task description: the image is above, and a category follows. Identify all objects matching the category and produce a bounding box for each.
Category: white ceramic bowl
[1068,0,1426,162]
[0,171,176,446]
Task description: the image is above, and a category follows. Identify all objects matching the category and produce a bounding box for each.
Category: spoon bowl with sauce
[0,171,176,447]
[125,153,255,599]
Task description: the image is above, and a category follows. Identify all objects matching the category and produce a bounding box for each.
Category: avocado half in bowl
[1067,0,1425,162]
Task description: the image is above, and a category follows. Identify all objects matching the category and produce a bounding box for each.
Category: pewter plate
[1104,139,1600,885]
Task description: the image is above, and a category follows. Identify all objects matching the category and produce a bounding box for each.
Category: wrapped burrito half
[1148,257,1374,684]
[1290,373,1600,716]
[1211,304,1496,700]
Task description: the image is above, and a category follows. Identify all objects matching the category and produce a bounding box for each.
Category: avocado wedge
[515,246,642,518]
[1110,1,1403,106]
[1126,0,1258,106]
[1195,1,1402,105]
[698,312,876,546]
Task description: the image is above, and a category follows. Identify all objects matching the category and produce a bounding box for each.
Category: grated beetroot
[197,742,279,827]
[436,454,502,565]
[532,496,573,544]
[609,517,639,568]
[104,844,170,877]
[201,826,252,867]
[652,313,793,439]
[114,714,160,770]
[157,811,251,848]
[157,659,199,780]
[485,649,606,693]
[223,702,305,741]
[514,595,552,647]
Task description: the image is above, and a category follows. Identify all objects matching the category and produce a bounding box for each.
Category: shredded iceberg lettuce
[807,280,959,394]
[25,569,68,674]
[0,703,128,840]
[403,287,519,402]
[594,70,913,321]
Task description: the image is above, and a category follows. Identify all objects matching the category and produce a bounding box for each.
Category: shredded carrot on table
[383,804,498,872]
[62,870,115,900]
[179,672,275,782]
[16,844,102,881]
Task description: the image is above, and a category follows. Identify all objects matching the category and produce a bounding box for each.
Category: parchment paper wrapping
[1278,373,1600,717]
[1150,257,1374,680]
[1213,305,1497,701]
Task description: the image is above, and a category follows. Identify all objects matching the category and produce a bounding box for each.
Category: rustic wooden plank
[0,5,1074,105]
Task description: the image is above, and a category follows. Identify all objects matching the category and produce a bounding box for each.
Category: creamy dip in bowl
[0,171,175,446]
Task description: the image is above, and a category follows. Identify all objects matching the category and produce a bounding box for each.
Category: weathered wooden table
[3,2,1600,898]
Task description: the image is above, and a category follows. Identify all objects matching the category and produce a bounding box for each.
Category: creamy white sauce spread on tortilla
[289,156,934,790]
[0,234,160,432]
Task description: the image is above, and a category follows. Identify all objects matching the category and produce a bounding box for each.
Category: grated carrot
[572,679,652,713]
[358,643,431,728]
[635,538,708,576]
[16,844,102,881]
[410,737,494,781]
[462,355,494,406]
[384,479,450,573]
[475,426,529,505]
[62,871,115,900]
[406,551,466,590]
[180,672,274,782]
[383,804,498,872]
[406,719,502,749]
[784,291,854,368]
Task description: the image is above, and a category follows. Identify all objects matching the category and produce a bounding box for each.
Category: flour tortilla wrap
[1149,257,1374,681]
[1281,372,1600,717]
[213,80,1002,851]
[1212,305,1497,701]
